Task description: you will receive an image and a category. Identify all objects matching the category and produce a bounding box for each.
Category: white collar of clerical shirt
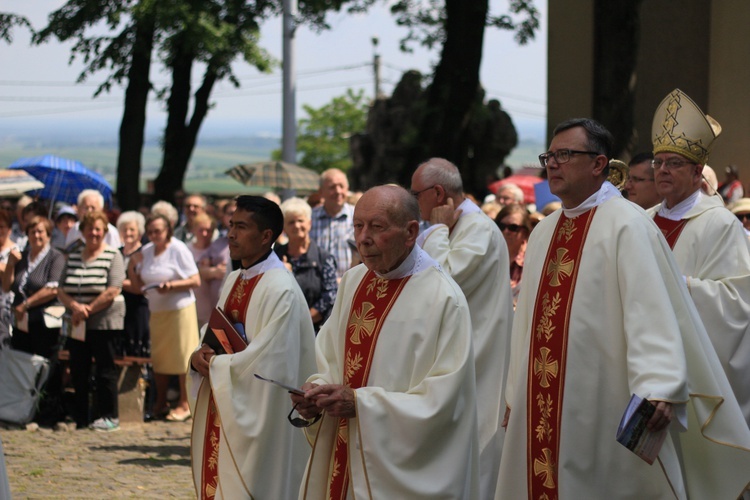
[561,180,622,218]
[240,249,285,280]
[375,245,438,280]
[657,189,702,221]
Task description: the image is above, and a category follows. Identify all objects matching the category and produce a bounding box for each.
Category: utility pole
[282,0,297,163]
[372,37,381,99]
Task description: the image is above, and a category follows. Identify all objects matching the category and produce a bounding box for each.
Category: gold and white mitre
[652,88,722,165]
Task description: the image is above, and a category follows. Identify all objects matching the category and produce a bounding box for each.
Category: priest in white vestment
[292,185,479,500]
[411,158,513,499]
[648,88,750,426]
[189,196,317,499]
[497,118,750,499]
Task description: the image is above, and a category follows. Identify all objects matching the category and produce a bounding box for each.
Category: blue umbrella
[8,155,113,207]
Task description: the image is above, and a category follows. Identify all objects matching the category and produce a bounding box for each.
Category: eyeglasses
[627,175,654,184]
[287,403,322,428]
[736,213,750,222]
[146,227,166,236]
[497,222,524,233]
[651,158,695,171]
[538,149,599,167]
[410,185,436,198]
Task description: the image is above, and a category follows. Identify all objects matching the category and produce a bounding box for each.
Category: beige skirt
[149,303,199,375]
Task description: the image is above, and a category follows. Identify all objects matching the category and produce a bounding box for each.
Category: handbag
[43,305,65,329]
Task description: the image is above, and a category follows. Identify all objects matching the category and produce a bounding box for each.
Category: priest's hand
[190,344,215,378]
[291,382,322,420]
[429,198,462,231]
[305,384,356,419]
[646,400,673,431]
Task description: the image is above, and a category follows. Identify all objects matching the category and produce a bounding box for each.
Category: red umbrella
[489,173,544,203]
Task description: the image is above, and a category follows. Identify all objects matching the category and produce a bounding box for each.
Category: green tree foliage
[0,13,32,44]
[30,0,377,207]
[296,89,368,173]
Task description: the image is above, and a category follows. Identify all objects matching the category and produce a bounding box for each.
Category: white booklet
[616,394,667,465]
[62,314,86,342]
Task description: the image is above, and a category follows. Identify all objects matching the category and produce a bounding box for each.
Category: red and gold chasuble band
[327,271,411,500]
[200,273,263,500]
[653,214,689,249]
[527,209,596,499]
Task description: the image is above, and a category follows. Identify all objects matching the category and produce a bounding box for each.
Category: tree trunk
[153,41,193,204]
[116,15,155,211]
[593,0,643,158]
[405,0,488,188]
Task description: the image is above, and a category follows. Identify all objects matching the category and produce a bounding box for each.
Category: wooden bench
[58,351,152,424]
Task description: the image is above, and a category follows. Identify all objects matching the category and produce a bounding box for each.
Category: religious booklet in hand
[202,307,248,355]
[616,394,667,465]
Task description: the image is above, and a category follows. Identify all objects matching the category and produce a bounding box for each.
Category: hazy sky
[0,0,547,140]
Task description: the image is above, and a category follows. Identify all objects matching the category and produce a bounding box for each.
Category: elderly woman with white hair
[64,189,121,249]
[117,210,150,357]
[274,197,337,331]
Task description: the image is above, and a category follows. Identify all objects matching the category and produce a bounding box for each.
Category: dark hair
[21,201,48,218]
[495,203,532,235]
[629,151,654,167]
[79,211,110,234]
[26,216,53,237]
[145,213,174,240]
[553,118,614,159]
[234,195,284,241]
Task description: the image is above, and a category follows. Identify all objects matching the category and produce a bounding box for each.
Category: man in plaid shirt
[310,169,354,280]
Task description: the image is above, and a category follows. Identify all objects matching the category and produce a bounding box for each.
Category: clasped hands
[290,383,356,420]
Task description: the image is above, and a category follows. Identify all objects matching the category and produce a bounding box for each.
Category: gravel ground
[0,420,196,499]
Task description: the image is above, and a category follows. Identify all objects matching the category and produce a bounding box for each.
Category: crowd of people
[2,86,750,499]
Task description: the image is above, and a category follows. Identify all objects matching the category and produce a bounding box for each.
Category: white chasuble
[300,248,479,500]
[190,253,317,499]
[651,193,750,426]
[419,200,514,499]
[497,194,750,500]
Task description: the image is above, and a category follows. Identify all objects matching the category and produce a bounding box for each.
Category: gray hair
[279,197,312,220]
[78,189,104,209]
[116,210,146,235]
[496,183,524,203]
[150,200,179,228]
[417,158,463,196]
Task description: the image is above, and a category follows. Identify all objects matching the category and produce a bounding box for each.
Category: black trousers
[68,329,121,427]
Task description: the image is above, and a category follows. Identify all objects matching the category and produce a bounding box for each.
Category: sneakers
[89,417,120,432]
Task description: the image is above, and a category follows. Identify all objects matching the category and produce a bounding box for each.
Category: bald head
[353,185,420,274]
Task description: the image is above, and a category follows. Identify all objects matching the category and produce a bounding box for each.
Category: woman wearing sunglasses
[495,204,532,308]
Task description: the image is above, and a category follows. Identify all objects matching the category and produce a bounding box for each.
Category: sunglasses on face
[497,222,523,233]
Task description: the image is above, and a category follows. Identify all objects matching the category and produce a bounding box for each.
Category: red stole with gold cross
[200,273,263,500]
[653,214,688,249]
[327,270,411,500]
[526,209,596,499]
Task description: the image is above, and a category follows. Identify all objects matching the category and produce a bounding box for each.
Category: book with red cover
[202,307,248,355]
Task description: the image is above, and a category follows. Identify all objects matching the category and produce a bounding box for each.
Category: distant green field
[1,135,544,194]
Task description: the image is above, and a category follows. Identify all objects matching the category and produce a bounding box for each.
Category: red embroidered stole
[653,214,689,249]
[327,270,411,500]
[527,209,596,499]
[200,273,262,500]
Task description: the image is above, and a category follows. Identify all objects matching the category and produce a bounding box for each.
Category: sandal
[165,409,191,422]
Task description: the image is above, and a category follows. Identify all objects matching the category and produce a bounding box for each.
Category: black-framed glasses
[736,213,750,222]
[538,149,599,167]
[651,158,695,171]
[287,403,322,428]
[497,222,524,233]
[410,185,436,198]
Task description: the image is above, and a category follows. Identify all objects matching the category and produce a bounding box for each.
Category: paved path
[0,421,196,499]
